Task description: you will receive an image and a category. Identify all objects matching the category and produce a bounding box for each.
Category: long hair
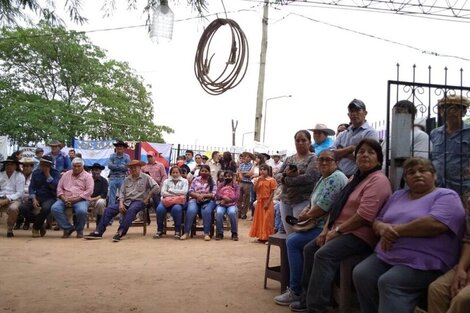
[199,164,214,192]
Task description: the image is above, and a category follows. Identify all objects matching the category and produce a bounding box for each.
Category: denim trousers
[108,177,124,207]
[274,201,284,232]
[280,200,310,235]
[156,202,183,234]
[353,254,442,313]
[184,199,215,235]
[215,205,238,235]
[51,199,89,232]
[20,198,55,231]
[152,193,161,213]
[286,227,323,295]
[97,200,144,236]
[301,234,372,313]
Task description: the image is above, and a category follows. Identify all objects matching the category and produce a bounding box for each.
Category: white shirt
[0,171,25,201]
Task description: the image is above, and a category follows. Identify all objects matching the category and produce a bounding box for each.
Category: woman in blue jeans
[273,149,348,306]
[181,165,217,241]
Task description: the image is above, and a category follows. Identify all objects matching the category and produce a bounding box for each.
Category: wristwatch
[334,226,342,234]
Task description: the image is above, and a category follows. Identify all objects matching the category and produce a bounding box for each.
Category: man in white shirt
[207,151,221,182]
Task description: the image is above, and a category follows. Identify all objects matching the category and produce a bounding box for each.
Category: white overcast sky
[65,0,469,152]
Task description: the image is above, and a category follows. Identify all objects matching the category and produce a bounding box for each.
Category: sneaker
[180,233,188,240]
[289,300,307,312]
[62,227,75,238]
[32,228,40,238]
[153,231,163,239]
[231,233,239,241]
[174,232,181,239]
[274,288,301,306]
[215,233,224,241]
[85,232,102,240]
[112,233,121,242]
[204,234,211,241]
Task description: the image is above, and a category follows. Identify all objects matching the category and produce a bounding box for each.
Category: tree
[0,22,173,146]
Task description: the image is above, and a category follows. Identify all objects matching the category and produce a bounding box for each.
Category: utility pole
[231,119,238,146]
[253,0,269,142]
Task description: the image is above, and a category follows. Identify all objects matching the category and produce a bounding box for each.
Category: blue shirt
[47,151,71,173]
[29,168,61,202]
[239,162,253,183]
[107,153,131,178]
[430,123,470,196]
[312,137,334,156]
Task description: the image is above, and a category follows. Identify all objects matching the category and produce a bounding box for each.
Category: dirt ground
[0,214,297,313]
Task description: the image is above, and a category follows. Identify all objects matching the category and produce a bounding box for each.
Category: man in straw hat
[85,160,160,242]
[51,158,94,238]
[13,157,36,230]
[46,140,71,173]
[19,156,60,238]
[0,156,25,237]
[107,140,131,208]
[309,123,335,155]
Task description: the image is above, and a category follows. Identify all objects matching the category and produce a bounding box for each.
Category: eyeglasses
[318,157,335,163]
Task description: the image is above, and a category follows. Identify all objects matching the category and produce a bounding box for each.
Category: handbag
[291,217,317,232]
[162,195,186,207]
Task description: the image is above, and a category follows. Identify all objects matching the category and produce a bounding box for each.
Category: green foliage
[0,22,173,146]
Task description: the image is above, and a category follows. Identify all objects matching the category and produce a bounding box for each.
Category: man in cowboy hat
[142,151,167,211]
[19,156,60,237]
[309,123,335,155]
[46,140,71,173]
[89,163,109,229]
[269,151,284,176]
[14,157,36,230]
[107,140,131,208]
[85,160,160,242]
[51,158,94,238]
[0,156,25,237]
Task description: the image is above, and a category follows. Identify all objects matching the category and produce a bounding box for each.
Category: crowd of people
[1,95,470,313]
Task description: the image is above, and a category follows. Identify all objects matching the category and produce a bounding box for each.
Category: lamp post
[242,131,255,147]
[263,95,292,143]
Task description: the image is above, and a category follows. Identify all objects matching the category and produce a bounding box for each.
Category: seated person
[51,158,94,238]
[181,165,217,241]
[154,166,188,239]
[20,156,60,238]
[85,160,159,242]
[289,139,392,312]
[214,170,240,241]
[0,156,25,237]
[88,163,108,229]
[273,149,348,306]
[353,157,466,313]
[14,157,35,230]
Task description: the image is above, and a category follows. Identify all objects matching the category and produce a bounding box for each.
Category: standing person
[51,158,94,238]
[154,166,188,239]
[33,147,44,170]
[207,151,221,182]
[309,123,335,155]
[237,152,254,219]
[430,95,470,200]
[142,151,167,211]
[192,153,204,176]
[0,156,25,237]
[46,140,71,173]
[201,155,209,164]
[107,140,130,208]
[88,163,108,228]
[220,151,238,174]
[214,170,240,241]
[275,130,320,234]
[270,152,284,176]
[249,164,277,243]
[20,156,60,238]
[86,160,159,242]
[336,123,349,136]
[68,149,76,162]
[182,164,217,241]
[289,139,392,313]
[184,150,196,172]
[333,99,379,177]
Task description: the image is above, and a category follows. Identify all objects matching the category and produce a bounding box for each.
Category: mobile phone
[288,164,297,171]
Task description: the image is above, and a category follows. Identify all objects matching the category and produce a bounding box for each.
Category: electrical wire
[194,18,249,95]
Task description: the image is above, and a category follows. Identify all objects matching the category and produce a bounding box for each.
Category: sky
[64,0,470,153]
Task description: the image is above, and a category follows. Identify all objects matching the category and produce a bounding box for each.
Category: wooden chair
[190,210,215,238]
[128,204,150,236]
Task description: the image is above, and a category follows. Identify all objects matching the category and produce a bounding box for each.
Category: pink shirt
[142,162,167,186]
[57,170,94,201]
[333,171,392,248]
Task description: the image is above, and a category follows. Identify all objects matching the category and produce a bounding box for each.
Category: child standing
[249,164,277,242]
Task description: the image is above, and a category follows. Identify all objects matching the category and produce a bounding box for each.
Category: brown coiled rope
[194,18,249,95]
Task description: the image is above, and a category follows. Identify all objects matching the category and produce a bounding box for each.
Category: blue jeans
[51,199,89,233]
[274,201,284,233]
[301,234,372,313]
[152,193,161,213]
[280,200,310,235]
[108,176,125,207]
[184,199,215,235]
[97,200,144,236]
[353,254,442,313]
[286,227,323,294]
[156,202,183,234]
[215,205,238,235]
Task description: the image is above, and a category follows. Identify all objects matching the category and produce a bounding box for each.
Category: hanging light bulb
[149,0,174,44]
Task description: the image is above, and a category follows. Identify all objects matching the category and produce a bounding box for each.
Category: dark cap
[348,99,366,111]
[90,162,105,170]
[35,147,44,153]
[39,155,54,165]
[113,140,129,148]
